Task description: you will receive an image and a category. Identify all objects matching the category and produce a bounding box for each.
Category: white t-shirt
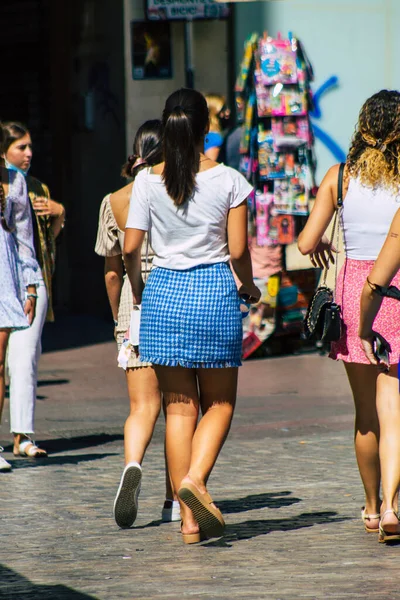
[126,164,253,270]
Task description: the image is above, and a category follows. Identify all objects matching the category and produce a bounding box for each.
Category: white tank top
[341,177,400,260]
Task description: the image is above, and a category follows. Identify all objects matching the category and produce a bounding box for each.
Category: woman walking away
[124,88,260,543]
[204,94,230,162]
[298,90,400,544]
[0,128,40,471]
[96,120,179,527]
[359,207,400,542]
[2,122,65,458]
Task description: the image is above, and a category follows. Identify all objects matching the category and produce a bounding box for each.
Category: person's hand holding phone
[238,283,261,305]
[360,330,391,370]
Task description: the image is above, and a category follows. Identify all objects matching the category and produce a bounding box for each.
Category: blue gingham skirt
[139,262,242,368]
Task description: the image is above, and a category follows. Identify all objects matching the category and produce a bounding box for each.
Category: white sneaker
[113,462,142,528]
[161,499,181,522]
[0,448,12,472]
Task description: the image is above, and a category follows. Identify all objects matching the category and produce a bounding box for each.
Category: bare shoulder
[110,182,133,205]
[110,183,132,231]
[322,164,342,187]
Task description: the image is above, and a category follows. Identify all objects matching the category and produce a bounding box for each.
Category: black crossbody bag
[303,163,345,343]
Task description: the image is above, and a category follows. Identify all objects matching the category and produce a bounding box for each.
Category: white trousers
[7,281,48,434]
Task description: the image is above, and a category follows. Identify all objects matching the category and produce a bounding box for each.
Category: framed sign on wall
[146,0,229,21]
[131,20,172,80]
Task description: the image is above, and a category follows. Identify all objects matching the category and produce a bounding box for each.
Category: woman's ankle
[381,501,399,515]
[183,473,207,492]
[13,433,29,443]
[180,504,198,532]
[364,498,381,514]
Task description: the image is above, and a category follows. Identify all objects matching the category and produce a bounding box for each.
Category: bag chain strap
[321,163,345,292]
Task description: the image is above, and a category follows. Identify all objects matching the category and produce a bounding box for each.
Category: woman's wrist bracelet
[114,319,118,327]
[27,293,38,299]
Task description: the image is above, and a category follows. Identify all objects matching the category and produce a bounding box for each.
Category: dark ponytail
[162,88,209,206]
[121,119,163,180]
[0,178,11,232]
[0,123,12,232]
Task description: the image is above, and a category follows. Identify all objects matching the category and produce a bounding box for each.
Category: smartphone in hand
[373,337,390,371]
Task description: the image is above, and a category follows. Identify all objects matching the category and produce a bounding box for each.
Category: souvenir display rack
[235,33,319,357]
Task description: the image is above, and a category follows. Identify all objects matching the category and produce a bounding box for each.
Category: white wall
[235,0,400,182]
[123,0,229,153]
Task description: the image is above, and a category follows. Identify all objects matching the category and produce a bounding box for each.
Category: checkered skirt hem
[138,357,241,369]
[139,263,243,369]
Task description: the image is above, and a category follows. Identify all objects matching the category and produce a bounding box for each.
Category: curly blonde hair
[347,90,400,191]
[205,93,226,133]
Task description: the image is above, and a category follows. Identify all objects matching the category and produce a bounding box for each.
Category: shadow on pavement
[202,511,349,547]
[3,433,123,456]
[42,314,112,353]
[0,564,98,600]
[133,492,302,531]
[218,491,301,514]
[37,378,70,388]
[133,519,164,530]
[7,452,117,470]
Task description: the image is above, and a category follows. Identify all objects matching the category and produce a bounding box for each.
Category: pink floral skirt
[330,259,400,364]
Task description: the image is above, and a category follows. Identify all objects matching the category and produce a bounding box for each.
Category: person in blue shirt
[204,94,230,161]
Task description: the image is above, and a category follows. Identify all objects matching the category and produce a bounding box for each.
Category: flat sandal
[379,509,400,543]
[361,507,380,533]
[13,439,47,458]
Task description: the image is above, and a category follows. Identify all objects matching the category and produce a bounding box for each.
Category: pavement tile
[0,339,398,599]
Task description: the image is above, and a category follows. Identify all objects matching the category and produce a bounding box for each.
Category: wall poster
[131,20,172,80]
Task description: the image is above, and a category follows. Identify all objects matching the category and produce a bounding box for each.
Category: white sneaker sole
[161,504,181,522]
[113,463,142,529]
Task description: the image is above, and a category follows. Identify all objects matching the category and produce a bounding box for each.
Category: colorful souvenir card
[255,188,278,246]
[290,173,309,215]
[235,93,246,124]
[273,178,291,213]
[258,128,286,180]
[258,34,298,86]
[273,168,309,216]
[235,33,259,93]
[271,117,312,150]
[256,85,307,118]
[284,153,296,177]
[240,92,256,154]
[275,214,295,245]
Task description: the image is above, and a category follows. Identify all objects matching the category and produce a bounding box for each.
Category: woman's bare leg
[376,364,400,532]
[0,330,10,423]
[344,363,381,528]
[155,366,199,533]
[185,367,238,491]
[124,366,161,465]
[162,398,176,501]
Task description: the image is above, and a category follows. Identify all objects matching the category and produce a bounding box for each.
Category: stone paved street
[1,322,399,600]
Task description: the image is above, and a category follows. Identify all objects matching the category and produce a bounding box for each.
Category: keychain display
[237,31,316,228]
[236,32,318,357]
